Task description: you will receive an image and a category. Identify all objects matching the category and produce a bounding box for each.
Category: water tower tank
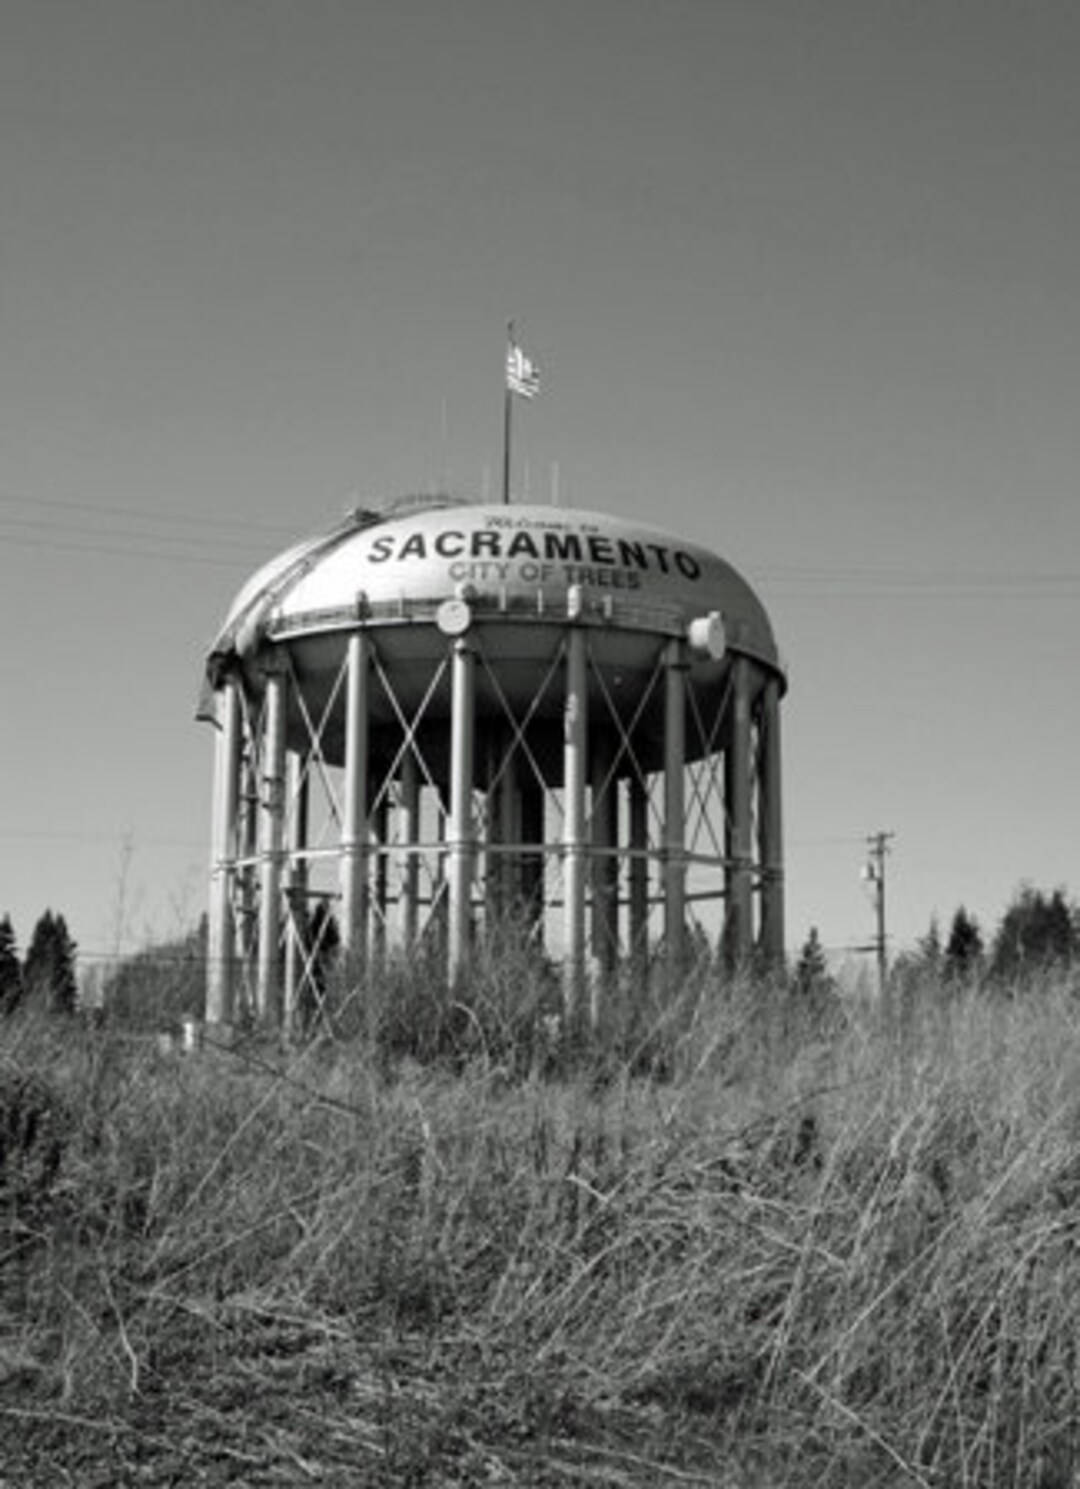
[200,497,785,1030]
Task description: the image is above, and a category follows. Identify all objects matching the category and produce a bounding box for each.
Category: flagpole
[502,320,513,505]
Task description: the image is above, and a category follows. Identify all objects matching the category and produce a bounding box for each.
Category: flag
[506,340,540,399]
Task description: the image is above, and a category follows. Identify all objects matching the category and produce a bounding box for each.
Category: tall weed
[5,968,1080,1483]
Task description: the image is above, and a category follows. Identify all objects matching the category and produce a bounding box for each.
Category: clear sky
[2,0,1078,975]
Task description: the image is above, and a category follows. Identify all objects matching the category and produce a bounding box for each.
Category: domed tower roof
[203,495,783,694]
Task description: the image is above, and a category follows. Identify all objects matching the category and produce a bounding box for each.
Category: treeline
[895,883,1080,989]
[0,910,78,1016]
[0,910,206,1029]
[777,883,1080,1007]
[6,880,1080,1035]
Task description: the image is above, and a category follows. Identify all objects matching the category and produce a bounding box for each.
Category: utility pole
[862,831,894,998]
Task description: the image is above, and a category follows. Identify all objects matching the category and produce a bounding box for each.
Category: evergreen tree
[22,910,78,1015]
[944,906,983,984]
[917,915,943,974]
[0,914,23,1013]
[990,885,1077,983]
[888,915,945,1001]
[793,926,830,997]
[790,925,844,1033]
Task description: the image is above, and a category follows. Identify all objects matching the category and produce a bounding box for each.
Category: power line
[5,484,1080,588]
[0,486,300,537]
[0,483,315,568]
[5,483,1080,598]
[751,560,1080,596]
[0,827,204,847]
[0,530,260,568]
[788,833,871,848]
[0,513,276,551]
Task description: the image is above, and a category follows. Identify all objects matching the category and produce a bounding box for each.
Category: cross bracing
[204,598,784,1033]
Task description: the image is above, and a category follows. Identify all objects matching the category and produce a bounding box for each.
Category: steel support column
[235,739,258,1014]
[520,778,545,941]
[447,636,476,984]
[483,725,503,926]
[499,739,521,918]
[663,638,688,987]
[563,625,588,1022]
[340,631,371,964]
[206,677,241,1026]
[283,753,309,1035]
[373,794,389,967]
[398,746,421,949]
[757,675,785,965]
[590,729,618,985]
[256,660,288,1027]
[725,654,754,969]
[628,773,649,970]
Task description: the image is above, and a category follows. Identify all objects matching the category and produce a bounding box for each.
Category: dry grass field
[4,965,1080,1486]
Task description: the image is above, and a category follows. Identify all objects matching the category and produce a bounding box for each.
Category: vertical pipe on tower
[663,638,687,988]
[725,653,754,969]
[432,791,448,958]
[447,636,476,984]
[398,746,420,949]
[372,792,390,964]
[757,675,785,965]
[590,729,618,984]
[483,725,503,927]
[207,676,241,1027]
[236,737,258,1010]
[373,794,389,967]
[628,772,649,971]
[283,753,309,1036]
[340,631,371,965]
[563,624,588,1022]
[499,738,521,918]
[256,660,288,1028]
[520,777,545,944]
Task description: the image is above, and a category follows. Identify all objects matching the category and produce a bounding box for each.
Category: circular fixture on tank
[436,597,472,636]
[198,496,786,1034]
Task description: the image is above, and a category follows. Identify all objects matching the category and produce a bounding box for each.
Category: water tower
[199,496,785,1030]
